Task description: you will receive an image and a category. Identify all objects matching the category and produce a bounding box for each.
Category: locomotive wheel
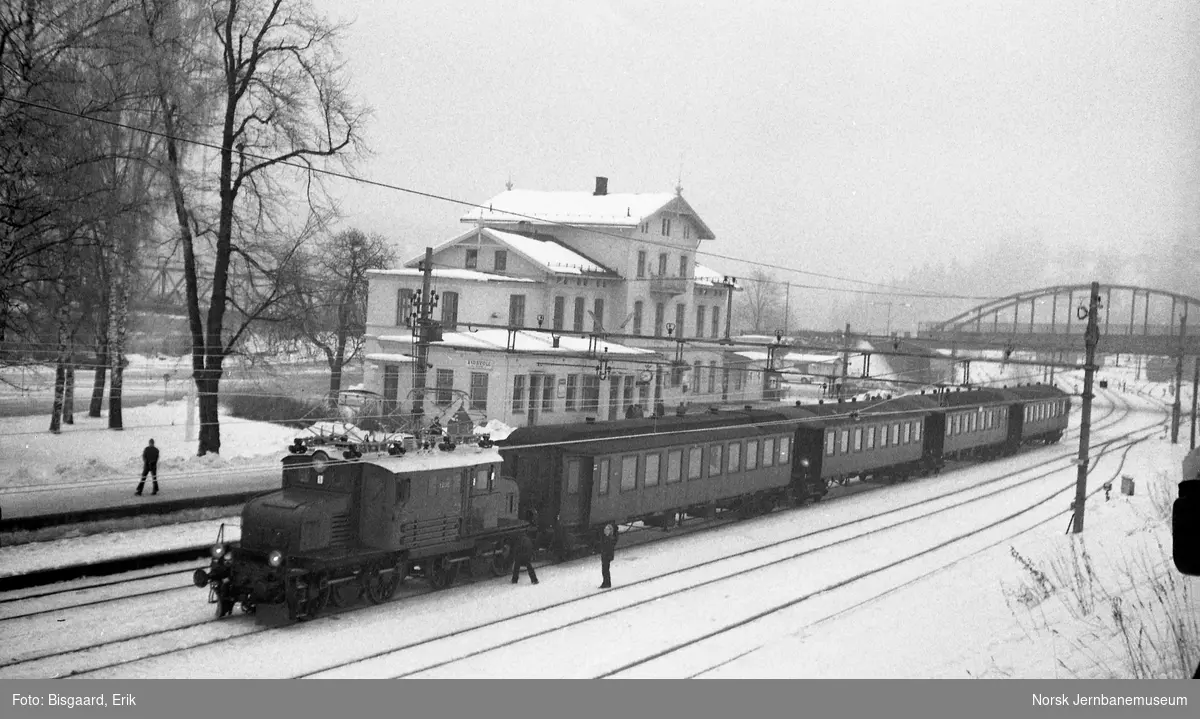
[216,596,235,619]
[330,581,362,608]
[428,557,457,590]
[757,495,775,515]
[489,540,514,577]
[365,565,403,604]
[302,582,330,619]
[213,583,235,618]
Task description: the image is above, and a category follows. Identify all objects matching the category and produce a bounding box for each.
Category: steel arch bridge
[917,284,1200,356]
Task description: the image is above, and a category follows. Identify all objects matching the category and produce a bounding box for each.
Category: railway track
[6,406,1157,678]
[300,418,1166,678]
[0,391,1164,677]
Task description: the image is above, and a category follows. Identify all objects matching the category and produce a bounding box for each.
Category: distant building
[363,177,759,427]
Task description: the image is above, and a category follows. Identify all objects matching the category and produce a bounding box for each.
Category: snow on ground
[1,398,300,491]
[707,432,1196,679]
[1,359,1197,678]
[0,518,239,579]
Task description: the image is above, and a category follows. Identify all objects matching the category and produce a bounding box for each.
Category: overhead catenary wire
[7,96,997,302]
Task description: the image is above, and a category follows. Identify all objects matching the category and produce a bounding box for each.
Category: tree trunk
[50,360,65,433]
[327,330,348,404]
[108,247,128,430]
[197,369,222,455]
[63,364,74,424]
[89,350,107,418]
[49,300,69,433]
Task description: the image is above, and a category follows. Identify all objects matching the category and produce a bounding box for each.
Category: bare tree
[280,229,394,402]
[144,0,367,455]
[736,269,784,334]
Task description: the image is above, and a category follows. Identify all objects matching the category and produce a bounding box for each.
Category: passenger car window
[644,453,661,487]
[667,450,683,483]
[708,444,723,476]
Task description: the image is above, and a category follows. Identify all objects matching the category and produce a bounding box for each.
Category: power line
[7,96,996,302]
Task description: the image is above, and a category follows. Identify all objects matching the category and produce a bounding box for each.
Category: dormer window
[683,224,691,239]
[661,217,671,236]
[494,250,507,272]
[465,248,478,269]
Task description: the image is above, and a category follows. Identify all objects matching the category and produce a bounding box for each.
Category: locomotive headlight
[268,550,283,568]
[210,544,226,559]
[800,458,811,468]
[310,450,330,475]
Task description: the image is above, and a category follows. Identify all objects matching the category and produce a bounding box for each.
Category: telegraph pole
[1191,357,1198,450]
[839,323,851,399]
[412,247,434,426]
[1072,281,1101,534]
[1172,314,1186,444]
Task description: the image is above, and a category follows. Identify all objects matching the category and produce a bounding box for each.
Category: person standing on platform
[136,439,160,496]
[599,522,618,589]
[511,529,539,585]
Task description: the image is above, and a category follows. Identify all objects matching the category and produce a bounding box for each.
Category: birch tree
[143,0,366,455]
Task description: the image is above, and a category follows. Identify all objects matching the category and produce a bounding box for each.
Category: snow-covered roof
[367,267,537,283]
[367,446,504,473]
[376,329,655,357]
[693,263,737,289]
[404,227,618,277]
[460,189,716,240]
[366,352,416,364]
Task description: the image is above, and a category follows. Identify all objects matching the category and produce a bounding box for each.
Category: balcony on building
[648,273,689,296]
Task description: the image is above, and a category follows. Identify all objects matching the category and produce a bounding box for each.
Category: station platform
[0,464,279,532]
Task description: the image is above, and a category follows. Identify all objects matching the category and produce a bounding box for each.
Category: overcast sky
[313,0,1198,305]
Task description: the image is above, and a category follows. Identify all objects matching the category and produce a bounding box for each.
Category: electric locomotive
[194,433,527,624]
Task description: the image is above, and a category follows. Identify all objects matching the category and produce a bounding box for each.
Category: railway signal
[1071,281,1101,534]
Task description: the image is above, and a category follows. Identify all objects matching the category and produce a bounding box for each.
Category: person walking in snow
[136,439,160,496]
[511,529,538,585]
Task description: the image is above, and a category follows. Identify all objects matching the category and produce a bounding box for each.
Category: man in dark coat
[511,530,538,585]
[136,439,159,496]
[599,522,618,589]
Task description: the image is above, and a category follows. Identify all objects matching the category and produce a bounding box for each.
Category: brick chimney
[593,176,608,196]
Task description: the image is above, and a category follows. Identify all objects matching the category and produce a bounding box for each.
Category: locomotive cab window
[913,422,922,442]
[825,431,836,456]
[763,438,776,467]
[903,422,912,444]
[779,437,790,463]
[747,440,760,470]
[597,459,611,495]
[839,430,849,454]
